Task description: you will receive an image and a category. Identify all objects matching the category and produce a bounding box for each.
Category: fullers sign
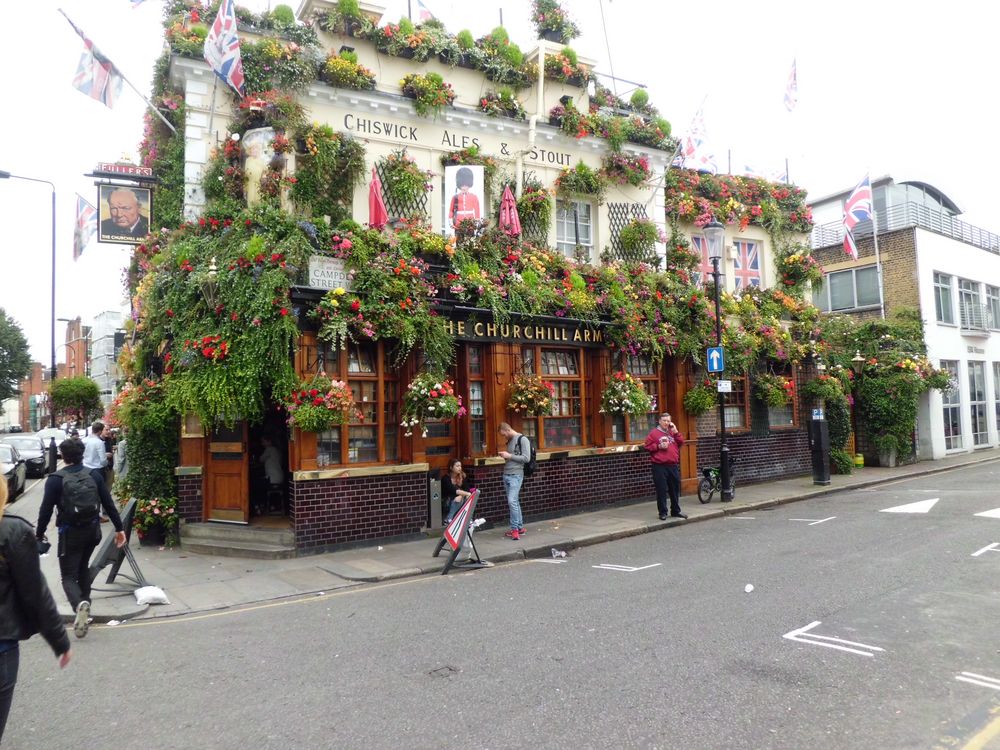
[308,256,354,291]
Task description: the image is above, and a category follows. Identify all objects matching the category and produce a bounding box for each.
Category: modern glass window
[814,266,879,311]
[987,286,1000,330]
[969,360,988,447]
[317,342,398,465]
[609,355,661,443]
[720,376,749,430]
[521,346,587,448]
[556,201,593,261]
[934,272,955,324]
[941,360,962,450]
[959,279,985,329]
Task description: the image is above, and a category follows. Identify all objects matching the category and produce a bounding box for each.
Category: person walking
[83,421,112,521]
[644,412,687,521]
[36,439,126,640]
[0,473,72,741]
[498,423,530,540]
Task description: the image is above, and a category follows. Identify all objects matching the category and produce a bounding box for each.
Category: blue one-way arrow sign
[707,346,725,373]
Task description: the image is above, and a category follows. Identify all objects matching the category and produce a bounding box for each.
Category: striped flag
[415,0,435,21]
[204,0,246,98]
[842,174,872,259]
[62,12,124,108]
[784,58,798,112]
[682,106,717,174]
[74,194,97,261]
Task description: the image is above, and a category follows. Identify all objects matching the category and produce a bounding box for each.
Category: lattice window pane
[608,202,649,261]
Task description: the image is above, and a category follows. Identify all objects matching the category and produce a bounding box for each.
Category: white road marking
[789,516,837,525]
[592,563,662,573]
[974,508,1000,519]
[971,543,1000,557]
[879,498,940,513]
[955,672,1000,691]
[531,559,567,564]
[782,620,885,657]
[730,516,756,520]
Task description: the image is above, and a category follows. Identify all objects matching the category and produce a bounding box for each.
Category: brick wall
[694,430,810,484]
[289,450,656,551]
[177,474,203,521]
[813,227,920,318]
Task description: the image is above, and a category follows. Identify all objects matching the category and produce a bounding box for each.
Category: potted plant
[554,163,606,202]
[133,496,180,547]
[617,218,663,263]
[379,149,434,208]
[399,72,456,118]
[800,373,845,404]
[600,371,654,416]
[283,375,358,432]
[401,373,465,437]
[321,49,376,90]
[754,372,795,408]
[508,374,555,416]
[479,88,527,120]
[683,380,716,416]
[530,0,580,43]
[600,152,652,187]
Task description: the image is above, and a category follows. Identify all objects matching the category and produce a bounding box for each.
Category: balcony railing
[811,201,1000,254]
[960,301,991,335]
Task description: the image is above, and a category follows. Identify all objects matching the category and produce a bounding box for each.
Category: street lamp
[1,169,58,471]
[703,218,733,501]
[851,350,865,375]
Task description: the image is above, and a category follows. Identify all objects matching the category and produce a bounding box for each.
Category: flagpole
[872,207,885,319]
[207,77,220,144]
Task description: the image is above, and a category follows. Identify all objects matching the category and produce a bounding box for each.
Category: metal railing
[811,202,1000,254]
[960,301,991,332]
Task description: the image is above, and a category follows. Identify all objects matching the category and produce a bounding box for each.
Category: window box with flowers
[479,88,527,121]
[600,152,652,188]
[600,371,654,416]
[554,163,606,203]
[543,47,590,86]
[134,496,180,547]
[508,373,555,416]
[401,373,465,437]
[283,375,358,432]
[399,72,456,118]
[321,49,377,90]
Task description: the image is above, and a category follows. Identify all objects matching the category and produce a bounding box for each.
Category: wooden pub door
[205,421,249,523]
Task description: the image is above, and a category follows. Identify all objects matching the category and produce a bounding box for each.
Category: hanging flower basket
[600,371,654,416]
[508,374,555,416]
[754,372,795,408]
[683,382,716,416]
[401,373,465,437]
[283,376,358,432]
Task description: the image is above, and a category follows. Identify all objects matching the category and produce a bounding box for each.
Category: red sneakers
[504,529,520,540]
[518,527,526,535]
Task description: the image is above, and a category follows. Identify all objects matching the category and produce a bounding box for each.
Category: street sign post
[707,346,725,373]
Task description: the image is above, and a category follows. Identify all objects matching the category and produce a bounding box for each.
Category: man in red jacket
[644,413,687,521]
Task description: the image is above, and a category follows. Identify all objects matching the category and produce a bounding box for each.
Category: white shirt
[82,434,107,470]
[261,445,283,485]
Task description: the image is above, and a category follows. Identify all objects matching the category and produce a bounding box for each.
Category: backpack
[517,436,538,478]
[55,469,101,526]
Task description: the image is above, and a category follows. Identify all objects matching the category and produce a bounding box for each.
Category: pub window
[720,375,749,431]
[610,354,661,442]
[316,342,398,465]
[765,367,797,428]
[467,345,488,456]
[521,346,586,448]
[556,201,593,261]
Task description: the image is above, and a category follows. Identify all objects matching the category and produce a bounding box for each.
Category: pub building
[157,0,815,555]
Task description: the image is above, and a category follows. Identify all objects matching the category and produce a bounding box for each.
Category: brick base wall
[694,430,810,484]
[177,474,203,521]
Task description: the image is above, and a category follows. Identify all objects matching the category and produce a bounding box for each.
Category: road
[5,462,1000,749]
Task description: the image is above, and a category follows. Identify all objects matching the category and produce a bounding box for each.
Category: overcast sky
[1,0,997,363]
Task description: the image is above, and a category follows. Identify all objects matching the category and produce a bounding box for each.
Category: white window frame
[968,360,989,447]
[986,285,1000,330]
[813,266,880,312]
[941,359,962,450]
[933,272,955,325]
[556,200,593,261]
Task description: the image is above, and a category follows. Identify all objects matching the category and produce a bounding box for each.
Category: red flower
[310,389,319,397]
[350,300,360,312]
[202,347,215,358]
[280,307,289,316]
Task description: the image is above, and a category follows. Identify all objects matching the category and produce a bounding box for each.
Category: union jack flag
[784,58,798,112]
[691,235,715,288]
[732,240,761,290]
[62,12,123,108]
[73,194,97,261]
[682,106,717,174]
[204,0,246,98]
[842,174,872,259]
[415,0,435,21]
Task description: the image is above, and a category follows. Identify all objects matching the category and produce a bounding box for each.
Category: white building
[88,310,125,412]
[810,176,1000,459]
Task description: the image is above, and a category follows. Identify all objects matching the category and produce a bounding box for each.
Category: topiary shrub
[456,29,475,49]
[270,4,296,25]
[630,89,649,109]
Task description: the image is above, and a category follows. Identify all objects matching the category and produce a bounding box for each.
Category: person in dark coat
[0,476,72,741]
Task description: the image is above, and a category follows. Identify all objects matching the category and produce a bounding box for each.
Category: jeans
[58,523,102,611]
[503,472,524,530]
[0,646,18,743]
[652,463,681,516]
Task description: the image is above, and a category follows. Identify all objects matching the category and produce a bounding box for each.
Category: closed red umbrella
[368,167,389,229]
[498,184,522,237]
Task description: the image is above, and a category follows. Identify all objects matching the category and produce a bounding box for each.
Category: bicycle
[697,461,736,503]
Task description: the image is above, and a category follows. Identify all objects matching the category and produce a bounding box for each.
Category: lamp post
[1,169,59,471]
[703,219,733,501]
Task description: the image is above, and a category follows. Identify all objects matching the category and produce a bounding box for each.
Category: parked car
[35,427,69,456]
[0,443,27,500]
[0,435,48,477]
[7,424,22,433]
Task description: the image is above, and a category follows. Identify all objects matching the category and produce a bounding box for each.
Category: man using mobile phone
[644,413,686,521]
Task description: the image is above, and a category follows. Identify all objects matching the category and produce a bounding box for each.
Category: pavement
[31,447,1000,625]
